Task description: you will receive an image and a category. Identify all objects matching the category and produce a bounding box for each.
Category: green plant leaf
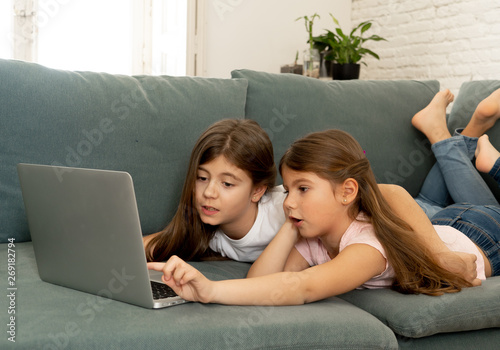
[335,28,346,39]
[363,48,381,60]
[364,34,387,42]
[315,14,386,66]
[330,13,341,27]
[350,21,367,36]
[297,13,321,49]
[360,22,372,34]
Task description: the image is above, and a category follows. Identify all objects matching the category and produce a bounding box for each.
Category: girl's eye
[223,182,234,188]
[197,176,208,181]
[299,187,309,192]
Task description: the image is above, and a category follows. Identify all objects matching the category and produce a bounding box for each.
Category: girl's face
[195,155,264,239]
[282,166,353,248]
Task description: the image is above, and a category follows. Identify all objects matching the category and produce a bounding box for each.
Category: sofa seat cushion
[338,277,500,338]
[0,59,248,243]
[3,243,399,349]
[232,69,440,196]
[447,80,500,201]
[396,328,500,349]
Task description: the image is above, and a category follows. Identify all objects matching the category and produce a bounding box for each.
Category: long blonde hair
[146,119,276,262]
[279,129,471,295]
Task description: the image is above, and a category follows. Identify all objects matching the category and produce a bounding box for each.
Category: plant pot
[280,64,303,75]
[332,63,360,80]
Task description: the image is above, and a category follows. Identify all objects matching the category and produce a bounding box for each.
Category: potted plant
[312,14,387,80]
[280,51,303,75]
[296,13,321,78]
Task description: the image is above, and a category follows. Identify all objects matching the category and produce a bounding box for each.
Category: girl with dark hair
[147,129,494,305]
[144,119,482,273]
[144,119,284,263]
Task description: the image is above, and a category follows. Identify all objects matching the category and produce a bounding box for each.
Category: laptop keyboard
[151,281,178,299]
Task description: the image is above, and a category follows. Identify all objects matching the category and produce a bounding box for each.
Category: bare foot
[475,135,500,173]
[462,88,500,137]
[412,89,454,144]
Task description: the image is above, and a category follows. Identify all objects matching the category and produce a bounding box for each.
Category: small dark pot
[332,63,361,80]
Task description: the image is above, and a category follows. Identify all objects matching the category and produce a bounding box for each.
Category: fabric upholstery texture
[232,69,440,196]
[1,243,399,350]
[1,59,499,348]
[338,280,500,338]
[0,59,248,243]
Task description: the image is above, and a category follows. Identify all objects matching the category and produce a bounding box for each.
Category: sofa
[1,58,499,349]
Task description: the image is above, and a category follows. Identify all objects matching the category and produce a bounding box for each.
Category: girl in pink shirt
[147,129,495,305]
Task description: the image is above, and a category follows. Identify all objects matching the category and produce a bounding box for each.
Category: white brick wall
[352,0,500,100]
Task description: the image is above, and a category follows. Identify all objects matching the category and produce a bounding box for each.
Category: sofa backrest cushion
[232,69,439,196]
[0,59,248,243]
[448,80,500,201]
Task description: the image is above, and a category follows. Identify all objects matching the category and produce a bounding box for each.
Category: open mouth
[202,206,219,215]
[290,216,303,227]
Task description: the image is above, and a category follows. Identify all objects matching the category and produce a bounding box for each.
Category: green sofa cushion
[338,277,500,338]
[231,69,440,196]
[0,59,248,243]
[447,80,500,201]
[3,243,399,350]
[397,328,500,350]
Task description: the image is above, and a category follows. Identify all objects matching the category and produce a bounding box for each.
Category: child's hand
[283,215,300,241]
[148,256,216,303]
[436,251,482,286]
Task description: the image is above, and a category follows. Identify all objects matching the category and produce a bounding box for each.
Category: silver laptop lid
[17,163,180,308]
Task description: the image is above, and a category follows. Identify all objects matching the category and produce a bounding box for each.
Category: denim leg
[431,204,500,276]
[415,163,453,219]
[432,132,499,205]
[489,158,500,188]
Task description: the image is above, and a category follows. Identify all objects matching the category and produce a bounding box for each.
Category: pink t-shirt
[295,214,486,289]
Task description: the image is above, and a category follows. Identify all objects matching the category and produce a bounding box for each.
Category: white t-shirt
[209,185,287,262]
[295,214,486,289]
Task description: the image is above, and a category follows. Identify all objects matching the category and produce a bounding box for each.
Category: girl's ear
[251,185,267,202]
[342,178,358,205]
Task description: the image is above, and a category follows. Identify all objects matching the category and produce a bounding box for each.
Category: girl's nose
[283,194,295,210]
[203,181,218,198]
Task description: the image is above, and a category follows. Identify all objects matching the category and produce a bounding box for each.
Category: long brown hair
[146,119,276,262]
[279,129,471,295]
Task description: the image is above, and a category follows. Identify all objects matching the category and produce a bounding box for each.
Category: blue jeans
[490,157,500,184]
[431,204,500,276]
[415,130,499,218]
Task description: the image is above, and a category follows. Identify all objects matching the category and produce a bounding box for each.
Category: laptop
[17,163,188,309]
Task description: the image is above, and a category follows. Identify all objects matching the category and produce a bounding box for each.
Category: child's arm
[246,220,307,278]
[148,245,386,306]
[378,184,481,285]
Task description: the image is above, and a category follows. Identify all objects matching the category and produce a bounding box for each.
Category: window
[37,0,135,74]
[152,0,187,76]
[0,0,13,59]
[1,0,199,76]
